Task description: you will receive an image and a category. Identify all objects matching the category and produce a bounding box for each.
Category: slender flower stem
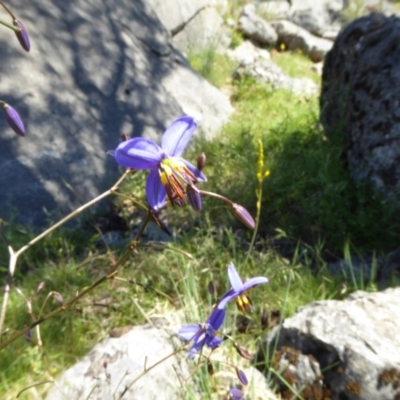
[117,345,188,399]
[245,183,262,263]
[15,169,132,258]
[0,18,20,32]
[0,1,15,19]
[198,190,233,206]
[0,169,132,342]
[0,205,150,351]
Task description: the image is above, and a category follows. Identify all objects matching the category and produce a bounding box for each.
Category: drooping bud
[229,388,244,400]
[231,203,255,229]
[236,369,248,386]
[52,292,64,304]
[24,329,32,343]
[2,103,25,136]
[13,19,30,52]
[260,308,269,330]
[186,185,202,212]
[207,361,214,376]
[150,211,172,236]
[233,342,253,361]
[197,152,206,171]
[121,132,131,141]
[208,280,217,296]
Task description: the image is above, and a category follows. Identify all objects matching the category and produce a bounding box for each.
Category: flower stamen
[159,157,199,207]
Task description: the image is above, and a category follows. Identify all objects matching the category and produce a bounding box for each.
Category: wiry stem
[0,0,16,19]
[0,205,150,351]
[0,169,132,342]
[0,18,21,32]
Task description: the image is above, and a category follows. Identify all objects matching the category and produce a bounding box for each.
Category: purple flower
[178,308,225,358]
[112,116,206,210]
[217,263,268,312]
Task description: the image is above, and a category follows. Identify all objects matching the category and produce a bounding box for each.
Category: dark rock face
[320,13,400,199]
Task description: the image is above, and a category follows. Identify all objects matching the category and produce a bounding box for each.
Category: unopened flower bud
[121,132,131,141]
[2,103,25,136]
[233,342,253,361]
[260,308,269,329]
[13,19,30,52]
[229,388,244,400]
[236,369,248,386]
[24,329,32,343]
[52,292,64,304]
[231,203,255,229]
[208,280,217,296]
[207,361,214,375]
[186,185,202,212]
[37,282,45,292]
[197,152,206,171]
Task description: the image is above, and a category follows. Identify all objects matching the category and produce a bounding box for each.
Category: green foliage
[187,48,236,88]
[271,50,321,84]
[192,77,400,255]
[3,31,400,399]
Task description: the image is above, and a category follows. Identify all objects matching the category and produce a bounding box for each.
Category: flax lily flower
[112,116,206,210]
[217,263,268,312]
[178,308,225,358]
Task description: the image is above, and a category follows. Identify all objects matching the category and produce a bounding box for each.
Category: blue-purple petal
[206,335,222,349]
[216,289,237,310]
[187,185,202,212]
[207,308,226,330]
[178,324,201,341]
[146,170,167,210]
[188,331,207,358]
[161,116,197,157]
[228,263,244,293]
[114,137,163,169]
[181,159,207,182]
[241,277,269,292]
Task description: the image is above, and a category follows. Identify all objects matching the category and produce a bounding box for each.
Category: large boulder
[288,0,344,38]
[238,4,278,47]
[229,41,318,96]
[320,13,400,200]
[0,0,232,227]
[47,317,280,400]
[271,20,333,62]
[46,324,190,400]
[258,288,400,399]
[148,0,230,53]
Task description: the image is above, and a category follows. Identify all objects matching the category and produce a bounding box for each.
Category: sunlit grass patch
[271,49,322,84]
[187,48,236,88]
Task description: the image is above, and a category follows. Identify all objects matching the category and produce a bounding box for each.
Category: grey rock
[172,6,231,54]
[257,1,290,20]
[0,0,232,227]
[271,347,324,395]
[238,4,278,47]
[147,0,208,34]
[258,287,400,400]
[320,13,400,200]
[229,41,318,96]
[46,325,190,400]
[289,0,344,37]
[271,19,333,62]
